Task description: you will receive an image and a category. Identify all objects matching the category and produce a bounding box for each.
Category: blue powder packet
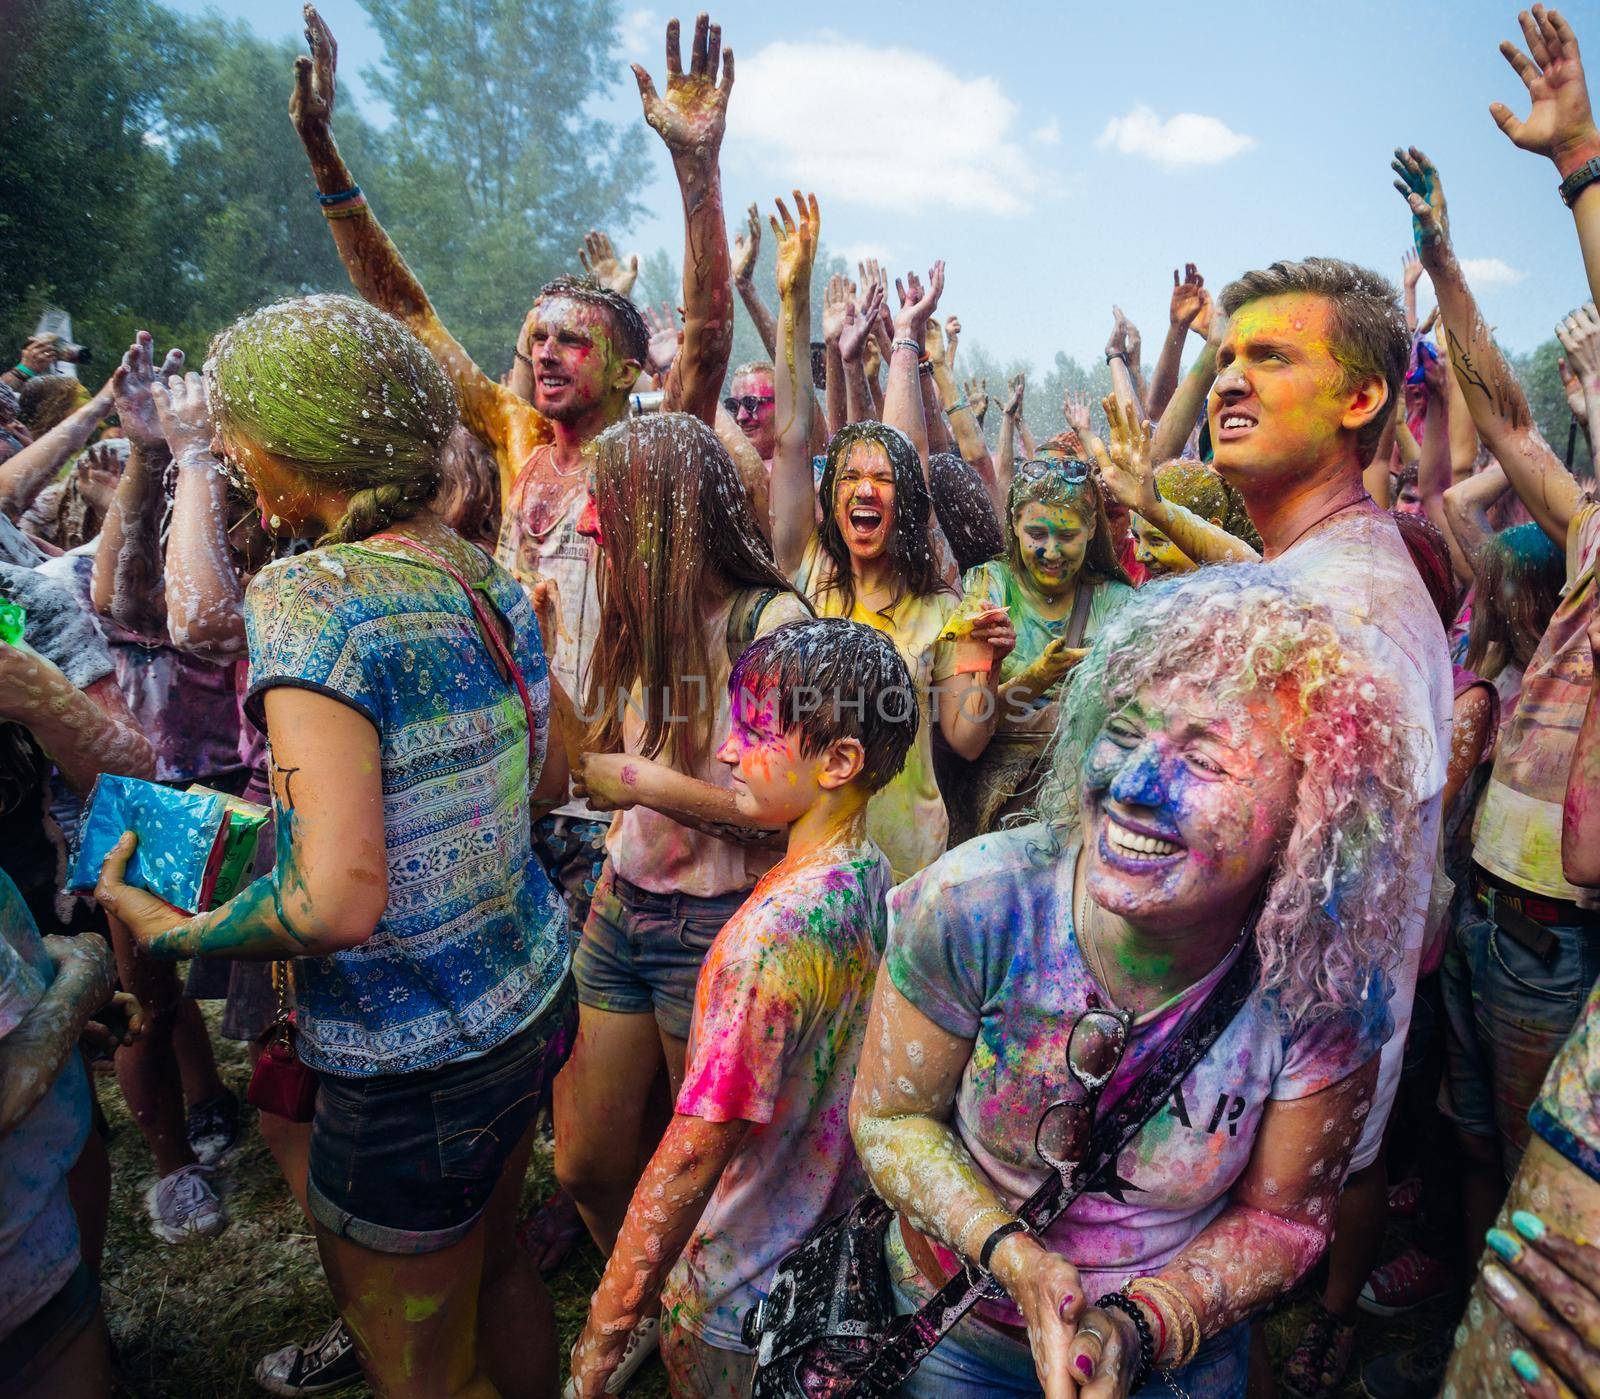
[68,775,232,914]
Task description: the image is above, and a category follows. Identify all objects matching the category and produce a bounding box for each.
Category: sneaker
[1358,1246,1455,1316]
[1282,1303,1357,1399]
[255,1318,362,1396]
[142,1163,228,1243]
[186,1089,243,1168]
[561,1315,659,1397]
[1360,1328,1460,1399]
[1386,1174,1422,1218]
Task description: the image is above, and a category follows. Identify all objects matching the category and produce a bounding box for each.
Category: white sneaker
[562,1315,660,1397]
[142,1163,228,1243]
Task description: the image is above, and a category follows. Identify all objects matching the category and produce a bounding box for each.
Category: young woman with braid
[95,294,572,1399]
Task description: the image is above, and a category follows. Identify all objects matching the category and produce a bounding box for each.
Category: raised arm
[1417,352,1475,583]
[995,373,1025,511]
[1444,462,1514,573]
[1564,613,1600,888]
[1396,146,1585,546]
[1,337,63,396]
[1491,4,1600,308]
[637,14,736,424]
[884,262,945,478]
[926,317,997,491]
[1149,265,1209,421]
[290,5,525,463]
[1151,311,1223,465]
[768,193,822,578]
[1105,307,1147,422]
[157,373,249,664]
[730,201,777,359]
[821,275,851,436]
[1401,249,1425,332]
[578,229,639,298]
[1559,301,1600,477]
[838,282,882,426]
[0,380,114,520]
[92,332,181,637]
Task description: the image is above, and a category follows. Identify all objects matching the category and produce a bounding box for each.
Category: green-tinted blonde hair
[204,293,458,545]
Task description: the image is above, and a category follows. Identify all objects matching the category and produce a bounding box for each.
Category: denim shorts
[1440,891,1600,1178]
[0,1260,99,1395]
[306,986,571,1255]
[572,861,747,1040]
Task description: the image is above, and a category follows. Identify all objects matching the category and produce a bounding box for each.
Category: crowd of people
[6,3,1600,1397]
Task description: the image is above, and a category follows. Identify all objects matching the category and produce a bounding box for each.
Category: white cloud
[617,8,659,60]
[1095,104,1255,167]
[728,40,1039,216]
[1460,257,1526,286]
[837,242,894,270]
[1031,118,1062,146]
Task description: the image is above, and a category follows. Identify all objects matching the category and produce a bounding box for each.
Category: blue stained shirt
[243,535,567,1077]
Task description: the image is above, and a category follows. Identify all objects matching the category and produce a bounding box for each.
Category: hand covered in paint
[731,201,761,284]
[578,230,639,297]
[570,753,643,813]
[81,991,147,1060]
[1063,1304,1142,1399]
[923,317,948,371]
[963,377,989,424]
[839,281,884,366]
[95,832,191,949]
[770,190,819,301]
[1062,385,1090,436]
[633,13,734,167]
[821,275,852,344]
[1480,1209,1600,1398]
[944,315,961,368]
[42,933,117,1022]
[1087,395,1159,517]
[1558,302,1600,390]
[1105,306,1138,365]
[989,1235,1092,1399]
[965,605,1016,665]
[642,302,681,379]
[75,445,124,516]
[892,262,946,345]
[112,331,185,449]
[151,370,216,463]
[1392,147,1452,266]
[1015,637,1088,695]
[290,4,338,134]
[1169,264,1208,330]
[1492,5,1598,169]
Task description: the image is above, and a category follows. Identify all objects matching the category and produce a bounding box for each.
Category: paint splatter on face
[833,441,897,562]
[715,679,820,825]
[1080,676,1298,931]
[1013,500,1090,598]
[1207,293,1370,490]
[730,367,777,460]
[524,297,624,423]
[1131,514,1194,576]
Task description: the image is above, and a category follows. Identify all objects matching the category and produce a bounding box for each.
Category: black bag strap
[1062,577,1096,650]
[859,929,1263,1393]
[726,585,784,663]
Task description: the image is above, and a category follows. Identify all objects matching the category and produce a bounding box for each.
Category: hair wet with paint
[1036,565,1421,1024]
[929,451,1003,573]
[1153,458,1262,551]
[1464,521,1565,678]
[536,274,650,366]
[1005,458,1129,587]
[204,293,458,546]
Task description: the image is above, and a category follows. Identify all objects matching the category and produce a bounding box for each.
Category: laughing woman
[849,568,1421,1398]
[766,194,1011,882]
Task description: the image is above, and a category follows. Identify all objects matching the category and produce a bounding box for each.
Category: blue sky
[162,0,1591,372]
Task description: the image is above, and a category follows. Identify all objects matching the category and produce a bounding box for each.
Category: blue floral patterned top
[243,533,567,1077]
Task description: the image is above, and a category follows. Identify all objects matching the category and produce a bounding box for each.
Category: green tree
[356,0,649,367]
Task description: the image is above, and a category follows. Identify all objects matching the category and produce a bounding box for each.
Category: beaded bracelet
[1096,1290,1154,1392]
[1130,1276,1200,1366]
[316,185,362,206]
[890,337,921,356]
[513,347,535,368]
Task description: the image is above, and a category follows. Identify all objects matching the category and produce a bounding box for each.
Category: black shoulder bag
[743,933,1262,1398]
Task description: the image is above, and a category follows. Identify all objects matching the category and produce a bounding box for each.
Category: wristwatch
[1560,155,1600,209]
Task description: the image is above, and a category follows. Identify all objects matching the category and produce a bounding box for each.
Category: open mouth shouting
[843,500,887,547]
[1099,808,1185,872]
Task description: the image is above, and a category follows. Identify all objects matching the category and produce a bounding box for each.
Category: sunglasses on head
[1034,1006,1131,1180]
[1018,456,1092,484]
[724,394,775,415]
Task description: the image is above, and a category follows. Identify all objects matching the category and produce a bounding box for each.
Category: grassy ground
[99,1014,1437,1397]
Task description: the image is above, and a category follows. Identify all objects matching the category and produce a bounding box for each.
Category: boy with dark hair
[567,617,917,1399]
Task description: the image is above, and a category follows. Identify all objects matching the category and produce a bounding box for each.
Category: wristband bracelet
[1105,350,1127,365]
[1097,1290,1155,1391]
[12,364,35,379]
[316,184,362,206]
[978,1219,1030,1272]
[514,347,534,368]
[1560,155,1600,209]
[944,399,969,417]
[891,337,922,356]
[322,195,369,220]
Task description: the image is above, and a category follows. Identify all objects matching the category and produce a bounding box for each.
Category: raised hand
[1062,386,1091,437]
[112,331,184,448]
[642,302,681,377]
[1170,263,1208,328]
[151,371,216,461]
[290,3,338,134]
[16,335,58,376]
[944,315,961,369]
[892,262,946,343]
[75,445,124,515]
[1393,146,1451,262]
[1116,306,1142,366]
[579,230,639,296]
[858,258,887,301]
[1559,355,1587,415]
[1087,393,1158,516]
[731,202,761,284]
[1491,5,1598,168]
[839,282,883,365]
[962,377,989,423]
[1005,372,1027,419]
[923,317,947,369]
[632,13,734,168]
[1401,248,1425,291]
[822,275,852,344]
[1558,301,1600,391]
[770,191,820,299]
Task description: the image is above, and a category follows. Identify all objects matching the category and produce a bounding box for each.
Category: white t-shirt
[1270,508,1453,1171]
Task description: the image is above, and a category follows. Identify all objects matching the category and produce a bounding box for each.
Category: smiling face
[730,367,777,460]
[1208,292,1387,495]
[1013,499,1090,597]
[715,681,827,825]
[833,441,897,562]
[1080,676,1298,934]
[524,296,630,424]
[1131,514,1195,576]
